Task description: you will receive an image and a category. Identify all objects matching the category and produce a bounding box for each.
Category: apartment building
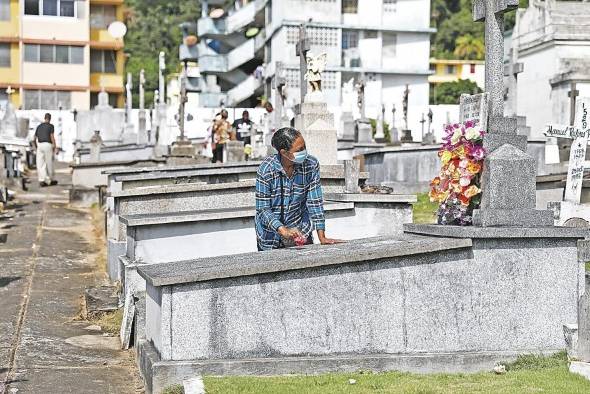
[0,0,125,110]
[197,0,434,130]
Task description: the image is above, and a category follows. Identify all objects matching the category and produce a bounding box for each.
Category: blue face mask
[292,149,308,164]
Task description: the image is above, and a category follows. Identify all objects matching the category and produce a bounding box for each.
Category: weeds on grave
[504,351,568,371]
[162,384,184,394]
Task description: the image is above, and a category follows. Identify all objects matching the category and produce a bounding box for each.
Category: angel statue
[304,53,327,101]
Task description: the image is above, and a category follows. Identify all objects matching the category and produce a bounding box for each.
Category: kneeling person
[255,127,342,250]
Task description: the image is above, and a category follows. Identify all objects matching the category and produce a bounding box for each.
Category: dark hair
[221,109,228,118]
[242,110,249,116]
[44,113,51,121]
[271,127,301,152]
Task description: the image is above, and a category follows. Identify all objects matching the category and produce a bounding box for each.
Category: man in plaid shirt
[255,127,342,251]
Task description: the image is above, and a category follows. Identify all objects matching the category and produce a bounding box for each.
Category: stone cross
[543,98,590,204]
[569,82,580,126]
[473,0,518,130]
[272,61,286,129]
[178,69,188,141]
[504,47,523,117]
[158,51,166,105]
[125,72,133,120]
[355,76,366,119]
[391,104,396,128]
[139,69,145,110]
[427,108,433,134]
[402,84,409,130]
[295,24,310,103]
[420,113,426,139]
[471,0,553,227]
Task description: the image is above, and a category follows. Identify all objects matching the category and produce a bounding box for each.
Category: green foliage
[413,192,438,224]
[162,384,183,394]
[504,351,568,371]
[124,0,200,107]
[431,79,482,105]
[369,118,392,143]
[431,0,528,60]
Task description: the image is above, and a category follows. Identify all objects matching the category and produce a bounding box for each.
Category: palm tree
[454,35,485,60]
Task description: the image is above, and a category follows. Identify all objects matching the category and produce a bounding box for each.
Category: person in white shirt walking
[33,113,58,187]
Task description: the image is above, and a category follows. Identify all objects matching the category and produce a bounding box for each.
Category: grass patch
[191,352,590,394]
[162,384,184,394]
[88,309,123,335]
[413,192,438,224]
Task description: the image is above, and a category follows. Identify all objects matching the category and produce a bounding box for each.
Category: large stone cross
[125,72,133,116]
[504,49,523,117]
[473,0,519,139]
[295,24,310,104]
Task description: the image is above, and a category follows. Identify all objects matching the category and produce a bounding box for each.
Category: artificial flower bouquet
[429,120,486,225]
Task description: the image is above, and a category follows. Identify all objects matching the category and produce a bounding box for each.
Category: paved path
[1,167,141,393]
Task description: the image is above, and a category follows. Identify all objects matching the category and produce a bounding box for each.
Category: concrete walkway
[0,166,141,393]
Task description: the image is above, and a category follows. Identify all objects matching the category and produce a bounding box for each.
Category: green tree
[454,34,485,60]
[124,0,200,107]
[431,79,482,105]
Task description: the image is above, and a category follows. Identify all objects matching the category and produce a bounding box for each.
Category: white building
[197,0,433,134]
[510,0,590,138]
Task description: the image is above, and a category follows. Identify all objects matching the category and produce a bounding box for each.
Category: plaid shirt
[255,154,325,250]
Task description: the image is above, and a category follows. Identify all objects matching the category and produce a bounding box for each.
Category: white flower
[450,129,463,145]
[465,127,480,141]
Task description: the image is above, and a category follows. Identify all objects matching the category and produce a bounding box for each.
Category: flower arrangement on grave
[429,120,486,225]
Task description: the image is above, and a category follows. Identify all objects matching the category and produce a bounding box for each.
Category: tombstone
[0,89,18,138]
[340,111,355,141]
[471,0,553,227]
[272,61,290,130]
[504,41,531,138]
[344,159,361,193]
[225,140,245,163]
[374,104,385,142]
[77,90,126,144]
[123,72,137,144]
[459,92,489,131]
[400,84,412,142]
[293,25,338,165]
[390,104,399,144]
[544,98,590,226]
[89,130,103,162]
[423,108,436,144]
[356,120,373,144]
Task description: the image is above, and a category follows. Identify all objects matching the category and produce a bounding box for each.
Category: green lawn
[164,353,590,394]
[413,192,438,224]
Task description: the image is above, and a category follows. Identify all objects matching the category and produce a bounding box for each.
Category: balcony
[90,73,124,92]
[90,29,124,49]
[0,19,18,39]
[198,0,268,38]
[90,0,124,5]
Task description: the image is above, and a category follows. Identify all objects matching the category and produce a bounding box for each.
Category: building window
[364,30,378,39]
[24,44,84,64]
[383,0,396,13]
[0,90,7,104]
[90,4,116,29]
[470,63,476,73]
[90,49,117,73]
[0,44,10,67]
[446,65,456,74]
[0,0,10,21]
[342,30,358,49]
[25,0,75,17]
[90,92,117,108]
[342,0,357,14]
[23,89,71,109]
[382,32,396,57]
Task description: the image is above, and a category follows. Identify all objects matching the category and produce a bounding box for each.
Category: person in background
[33,113,58,187]
[232,110,254,160]
[255,127,342,251]
[212,109,234,163]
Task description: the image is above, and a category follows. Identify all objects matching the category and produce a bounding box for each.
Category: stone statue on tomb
[355,78,365,118]
[403,84,410,130]
[304,53,327,101]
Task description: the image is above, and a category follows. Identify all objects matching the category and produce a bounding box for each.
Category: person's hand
[278,226,303,241]
[318,234,345,245]
[54,146,60,155]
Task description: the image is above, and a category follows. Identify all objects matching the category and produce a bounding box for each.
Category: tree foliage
[124,0,200,107]
[431,79,482,105]
[431,0,528,60]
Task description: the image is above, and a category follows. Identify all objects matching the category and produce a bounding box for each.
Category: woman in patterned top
[255,127,343,250]
[212,109,235,163]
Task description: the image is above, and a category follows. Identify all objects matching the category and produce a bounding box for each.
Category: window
[342,0,357,14]
[383,0,396,13]
[0,44,10,67]
[0,0,10,21]
[446,65,456,74]
[0,90,7,104]
[364,30,378,39]
[382,32,397,57]
[90,49,117,73]
[470,63,476,73]
[25,0,76,17]
[24,89,71,109]
[342,30,358,49]
[90,5,116,29]
[24,44,84,64]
